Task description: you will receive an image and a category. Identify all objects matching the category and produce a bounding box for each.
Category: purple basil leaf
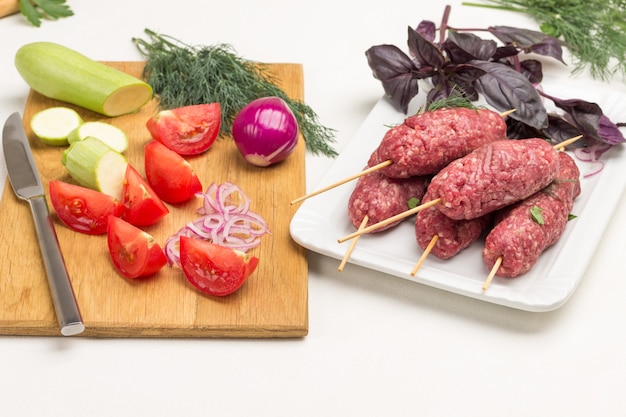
[544,94,626,145]
[415,20,436,43]
[443,40,476,65]
[446,64,486,100]
[470,60,548,129]
[407,26,447,69]
[489,25,555,47]
[499,58,544,84]
[597,115,626,145]
[453,63,487,81]
[487,26,547,44]
[427,85,449,105]
[492,45,519,60]
[488,26,566,63]
[427,62,485,104]
[366,44,420,113]
[381,76,419,114]
[366,44,416,79]
[506,118,544,140]
[518,59,543,84]
[529,38,567,64]
[444,31,497,63]
[542,114,585,145]
[428,69,481,104]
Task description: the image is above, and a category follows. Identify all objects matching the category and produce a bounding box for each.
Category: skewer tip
[338,215,369,272]
[554,135,583,150]
[410,234,439,276]
[482,256,502,291]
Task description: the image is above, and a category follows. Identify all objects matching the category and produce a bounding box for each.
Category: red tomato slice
[145,103,221,155]
[144,140,203,204]
[121,164,170,227]
[49,180,125,235]
[107,216,167,279]
[179,236,259,296]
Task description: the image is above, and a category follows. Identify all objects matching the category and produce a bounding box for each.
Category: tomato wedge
[146,103,221,155]
[107,216,167,279]
[122,164,170,227]
[179,236,259,296]
[144,140,202,204]
[49,180,125,235]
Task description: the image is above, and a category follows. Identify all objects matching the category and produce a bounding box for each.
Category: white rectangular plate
[290,81,626,312]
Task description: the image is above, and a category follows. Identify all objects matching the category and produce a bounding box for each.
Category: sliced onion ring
[164,182,271,267]
[573,142,612,178]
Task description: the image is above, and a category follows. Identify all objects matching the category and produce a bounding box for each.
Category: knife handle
[29,196,85,336]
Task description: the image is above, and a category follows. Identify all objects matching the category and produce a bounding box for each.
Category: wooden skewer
[338,215,369,272]
[338,198,442,243]
[555,135,583,149]
[290,160,393,205]
[482,256,502,291]
[410,234,439,276]
[291,110,519,206]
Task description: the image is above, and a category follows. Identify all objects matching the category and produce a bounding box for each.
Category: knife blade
[2,112,84,336]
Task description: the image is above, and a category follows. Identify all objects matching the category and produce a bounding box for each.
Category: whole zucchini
[15,42,153,117]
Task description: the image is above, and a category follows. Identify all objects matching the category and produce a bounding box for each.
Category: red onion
[164,182,271,267]
[232,96,299,167]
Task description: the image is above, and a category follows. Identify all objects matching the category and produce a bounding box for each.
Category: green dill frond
[462,0,626,81]
[427,95,481,111]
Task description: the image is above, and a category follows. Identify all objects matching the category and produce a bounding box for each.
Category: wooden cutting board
[0,62,308,338]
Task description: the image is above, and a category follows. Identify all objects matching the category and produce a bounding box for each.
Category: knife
[2,112,84,336]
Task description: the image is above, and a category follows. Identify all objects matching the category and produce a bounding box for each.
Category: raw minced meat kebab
[342,105,589,281]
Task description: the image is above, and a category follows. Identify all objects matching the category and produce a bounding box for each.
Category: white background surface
[1,1,625,416]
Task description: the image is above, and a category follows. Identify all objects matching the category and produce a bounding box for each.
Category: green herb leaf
[133,29,338,157]
[407,197,421,209]
[426,94,481,112]
[568,214,577,221]
[530,205,544,224]
[463,0,626,80]
[19,0,74,27]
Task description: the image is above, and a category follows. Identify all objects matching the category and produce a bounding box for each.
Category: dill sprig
[462,0,626,81]
[426,94,482,112]
[132,29,337,157]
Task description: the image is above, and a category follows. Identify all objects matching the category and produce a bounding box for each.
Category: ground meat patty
[367,107,507,178]
[428,138,560,220]
[482,152,581,277]
[347,169,428,233]
[414,190,493,259]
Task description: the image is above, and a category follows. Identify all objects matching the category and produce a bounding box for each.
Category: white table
[1,1,625,415]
